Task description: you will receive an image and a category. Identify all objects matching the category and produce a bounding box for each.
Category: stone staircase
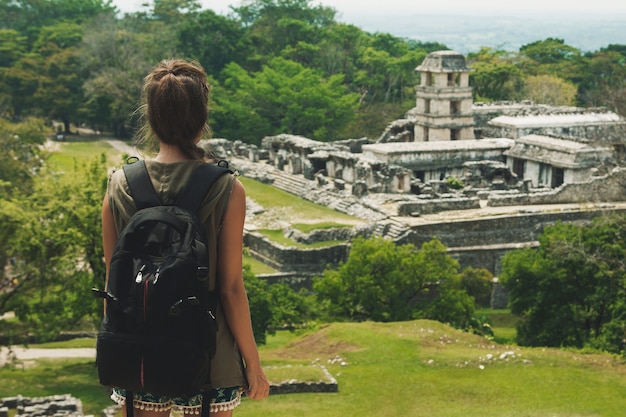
[372,218,411,240]
[242,160,409,240]
[333,199,353,213]
[267,171,315,198]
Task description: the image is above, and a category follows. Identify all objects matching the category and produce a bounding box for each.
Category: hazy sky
[114,0,626,16]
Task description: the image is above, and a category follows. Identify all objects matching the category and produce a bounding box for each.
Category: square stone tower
[414,50,475,141]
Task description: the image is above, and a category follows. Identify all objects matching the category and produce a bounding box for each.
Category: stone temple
[201,50,626,302]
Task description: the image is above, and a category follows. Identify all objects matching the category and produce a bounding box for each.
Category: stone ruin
[0,395,88,417]
[199,50,626,305]
[202,51,625,221]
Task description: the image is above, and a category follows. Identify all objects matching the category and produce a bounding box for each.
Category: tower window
[447,73,460,86]
[450,101,460,115]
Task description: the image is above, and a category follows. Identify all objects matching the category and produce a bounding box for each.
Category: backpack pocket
[97,331,211,396]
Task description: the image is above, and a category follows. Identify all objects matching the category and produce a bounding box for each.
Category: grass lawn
[238,320,626,417]
[46,137,125,172]
[243,251,278,274]
[2,320,625,417]
[477,308,519,344]
[239,176,361,227]
[257,228,344,248]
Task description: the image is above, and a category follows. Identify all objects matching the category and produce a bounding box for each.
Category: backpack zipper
[140,268,153,390]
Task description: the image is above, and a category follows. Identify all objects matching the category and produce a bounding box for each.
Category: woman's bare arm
[216,179,270,400]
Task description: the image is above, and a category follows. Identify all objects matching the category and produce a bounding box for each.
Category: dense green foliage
[2,0,623,144]
[243,265,314,344]
[0,152,108,341]
[466,38,626,115]
[314,237,476,328]
[501,215,626,355]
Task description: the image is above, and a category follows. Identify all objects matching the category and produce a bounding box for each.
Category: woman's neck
[154,143,191,163]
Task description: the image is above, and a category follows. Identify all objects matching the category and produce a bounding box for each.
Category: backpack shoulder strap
[123,160,161,210]
[175,163,232,212]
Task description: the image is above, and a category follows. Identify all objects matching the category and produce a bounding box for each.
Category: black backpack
[93,160,231,417]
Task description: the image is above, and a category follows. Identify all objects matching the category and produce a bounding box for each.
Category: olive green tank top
[106,159,246,389]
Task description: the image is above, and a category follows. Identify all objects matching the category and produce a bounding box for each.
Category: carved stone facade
[504,134,614,188]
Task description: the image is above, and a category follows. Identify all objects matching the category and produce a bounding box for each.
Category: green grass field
[46,137,125,172]
[239,176,360,227]
[2,320,625,417]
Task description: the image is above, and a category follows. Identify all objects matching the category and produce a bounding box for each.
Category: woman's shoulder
[107,167,128,194]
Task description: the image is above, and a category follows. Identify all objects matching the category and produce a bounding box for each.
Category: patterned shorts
[111,387,243,414]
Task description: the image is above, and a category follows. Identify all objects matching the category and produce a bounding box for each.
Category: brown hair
[137,59,211,161]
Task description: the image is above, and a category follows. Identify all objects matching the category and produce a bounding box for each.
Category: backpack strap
[125,391,134,417]
[123,160,231,212]
[175,164,232,212]
[123,160,161,210]
[201,391,211,417]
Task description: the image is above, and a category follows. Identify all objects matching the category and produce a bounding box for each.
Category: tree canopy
[314,236,475,328]
[501,215,626,355]
[2,0,622,141]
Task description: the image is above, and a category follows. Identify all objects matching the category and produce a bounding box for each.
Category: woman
[101,59,270,417]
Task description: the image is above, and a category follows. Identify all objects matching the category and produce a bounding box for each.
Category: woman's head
[139,59,210,161]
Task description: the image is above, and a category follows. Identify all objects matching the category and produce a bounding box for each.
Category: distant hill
[341,12,626,53]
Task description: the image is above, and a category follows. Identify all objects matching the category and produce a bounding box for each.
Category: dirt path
[103,139,136,156]
[0,346,95,367]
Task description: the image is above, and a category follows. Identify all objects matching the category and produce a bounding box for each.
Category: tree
[80,15,152,136]
[314,236,475,326]
[0,155,109,341]
[211,58,358,143]
[576,49,626,116]
[460,266,493,309]
[0,117,47,198]
[0,0,116,46]
[1,53,43,118]
[520,38,581,64]
[501,216,626,355]
[0,118,47,294]
[177,9,250,77]
[27,22,86,132]
[317,23,362,81]
[232,0,335,71]
[467,47,523,102]
[35,45,86,133]
[242,265,313,345]
[522,74,577,106]
[0,29,27,67]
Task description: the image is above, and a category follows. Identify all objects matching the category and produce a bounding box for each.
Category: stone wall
[244,231,349,273]
[258,272,318,291]
[397,207,626,276]
[397,196,481,215]
[269,365,338,395]
[0,395,86,417]
[487,168,626,207]
[401,208,620,249]
[471,101,620,141]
